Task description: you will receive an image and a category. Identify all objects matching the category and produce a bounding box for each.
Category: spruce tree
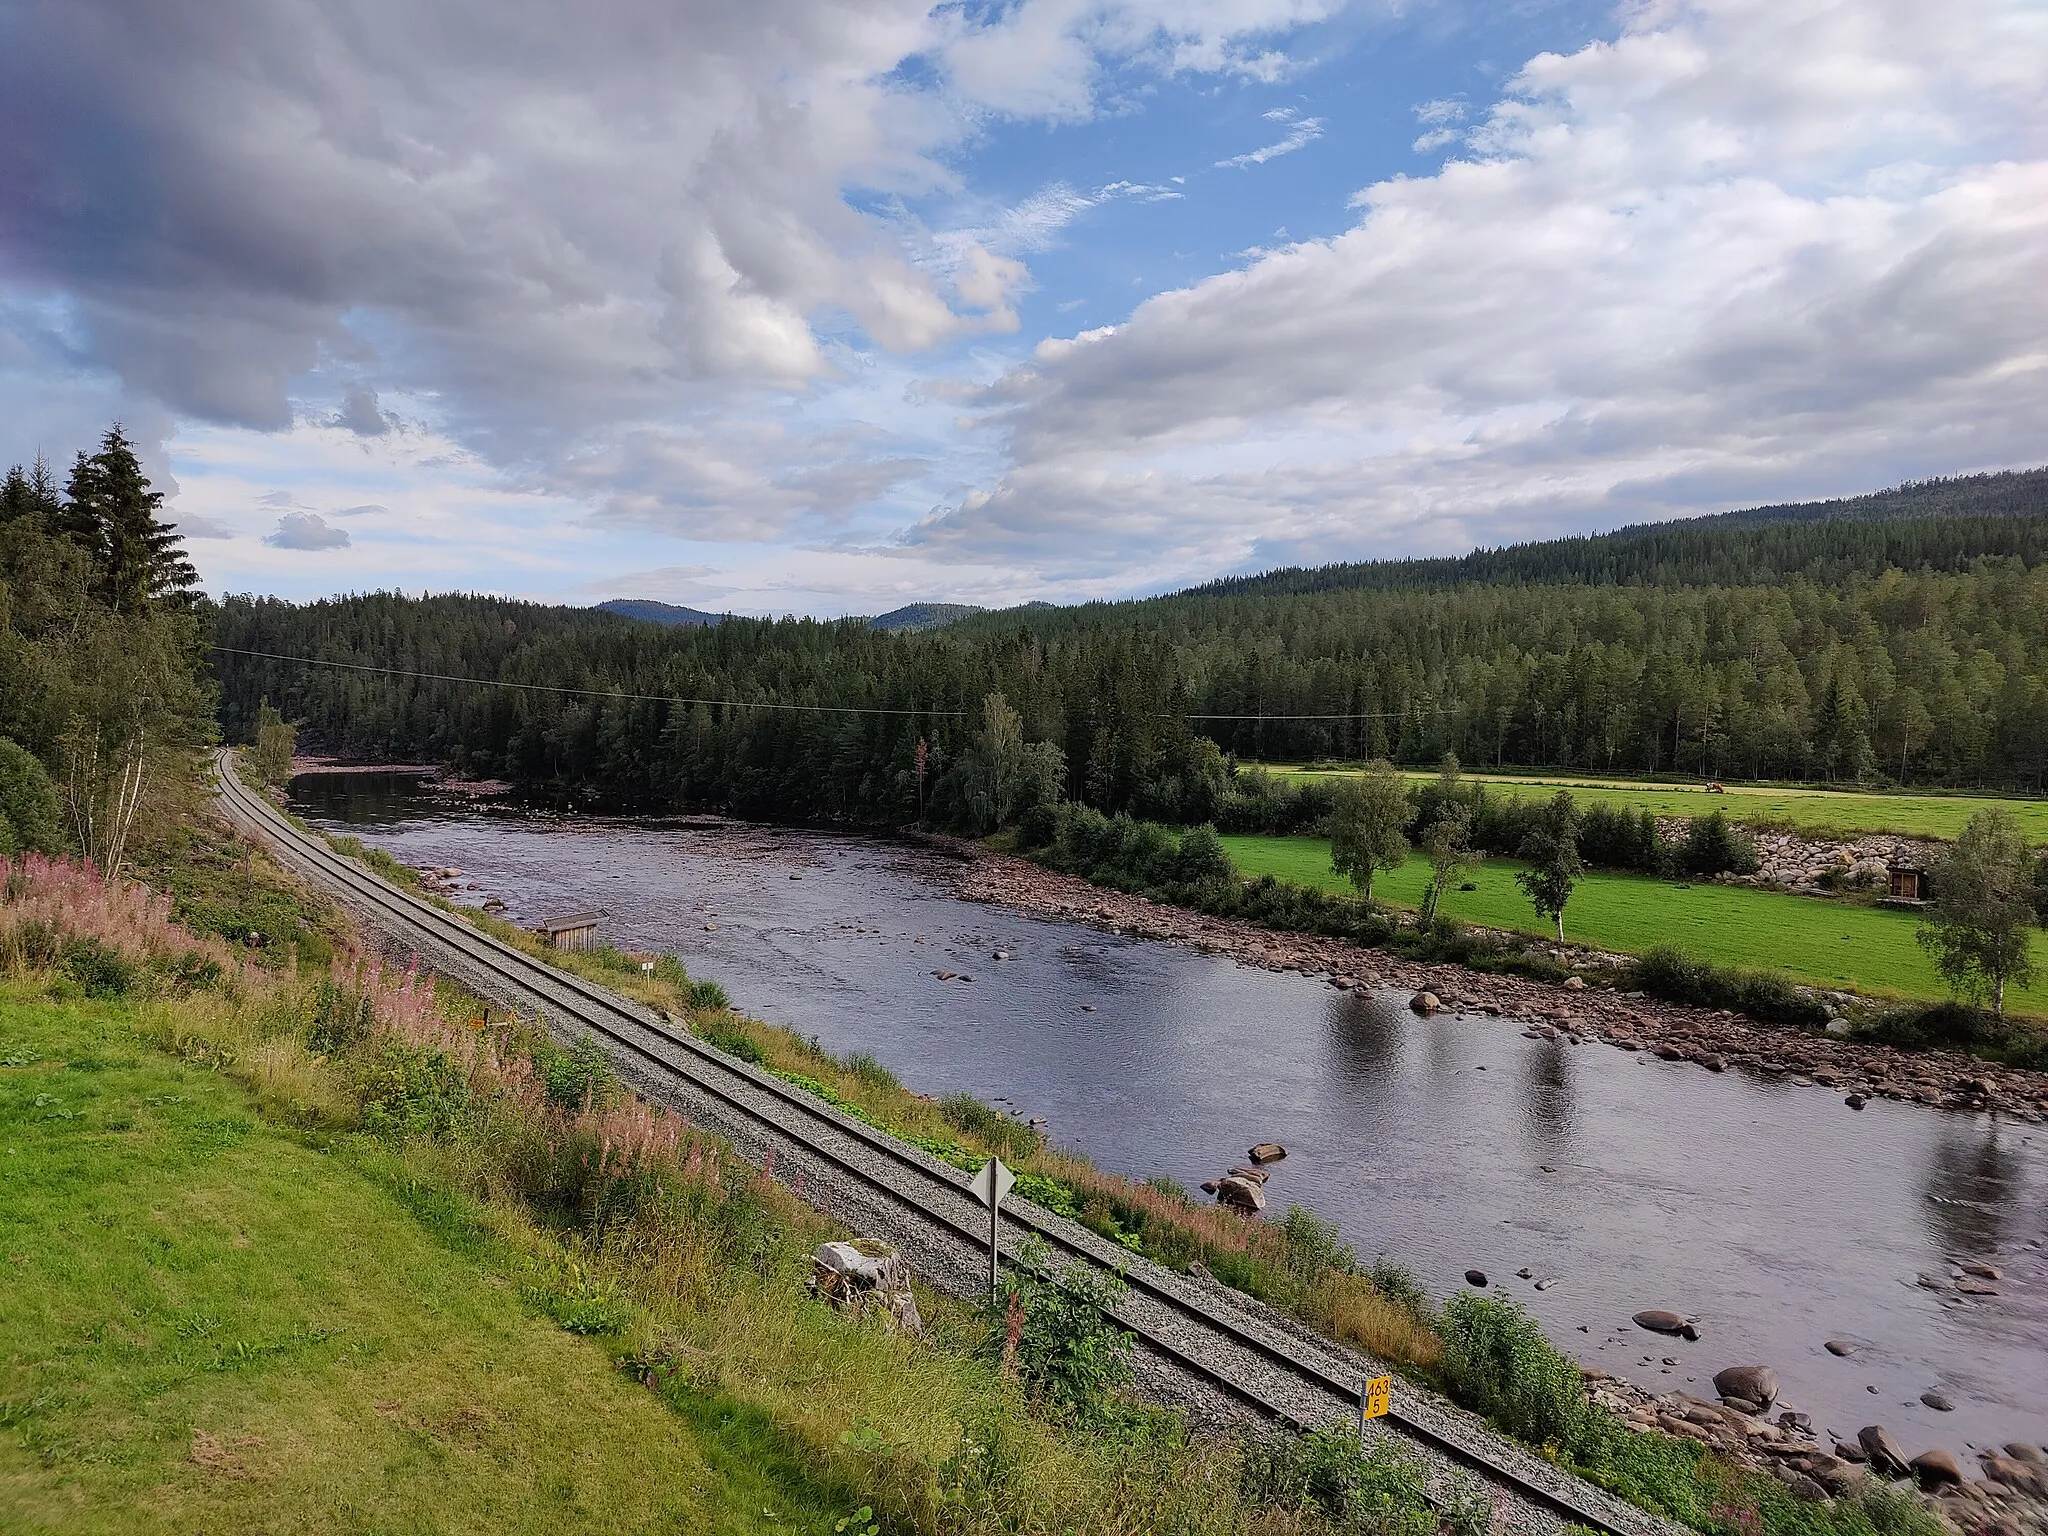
[59,426,200,612]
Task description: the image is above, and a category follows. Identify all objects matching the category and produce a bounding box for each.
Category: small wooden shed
[538,912,602,951]
[1887,854,1928,902]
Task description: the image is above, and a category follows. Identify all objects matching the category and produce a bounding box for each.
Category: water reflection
[1919,1123,2025,1258]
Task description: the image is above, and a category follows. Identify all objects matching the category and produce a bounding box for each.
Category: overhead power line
[211,645,1449,725]
[207,645,972,717]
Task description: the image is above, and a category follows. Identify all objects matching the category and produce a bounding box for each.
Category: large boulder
[1909,1449,1963,1489]
[1714,1365,1779,1409]
[1409,991,1440,1016]
[1633,1308,1688,1334]
[809,1239,922,1334]
[1215,1175,1266,1212]
[1859,1426,1912,1478]
[1247,1143,1287,1164]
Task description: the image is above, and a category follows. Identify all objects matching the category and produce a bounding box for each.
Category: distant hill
[868,602,985,633]
[596,598,724,627]
[1183,466,2048,601]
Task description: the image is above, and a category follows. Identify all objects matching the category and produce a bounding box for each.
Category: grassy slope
[1218,835,2048,1011]
[1267,767,2048,843]
[0,989,847,1536]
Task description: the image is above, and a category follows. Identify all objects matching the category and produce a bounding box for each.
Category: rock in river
[1248,1142,1287,1164]
[1215,1175,1266,1212]
[1920,1389,1955,1412]
[1824,1340,1860,1357]
[1909,1448,1963,1489]
[1859,1426,1912,1477]
[1465,1269,1489,1287]
[1714,1365,1779,1409]
[1409,991,1440,1015]
[1633,1308,1688,1334]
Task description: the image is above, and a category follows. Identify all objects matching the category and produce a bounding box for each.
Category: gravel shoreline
[934,840,2048,1126]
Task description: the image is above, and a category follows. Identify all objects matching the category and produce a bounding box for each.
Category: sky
[2,0,2045,618]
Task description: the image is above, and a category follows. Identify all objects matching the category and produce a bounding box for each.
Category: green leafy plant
[984,1235,1133,1420]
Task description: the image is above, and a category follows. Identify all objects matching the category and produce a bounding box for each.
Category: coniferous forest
[206,468,2048,831]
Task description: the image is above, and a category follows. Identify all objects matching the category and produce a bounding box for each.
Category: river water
[291,774,2048,1456]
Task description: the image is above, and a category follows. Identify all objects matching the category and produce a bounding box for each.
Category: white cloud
[172,512,235,540]
[1214,115,1325,168]
[914,0,2048,584]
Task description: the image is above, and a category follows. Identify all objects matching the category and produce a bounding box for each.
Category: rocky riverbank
[942,842,2048,1124]
[1585,1367,2048,1536]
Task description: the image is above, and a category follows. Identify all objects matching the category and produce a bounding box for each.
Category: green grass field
[0,990,852,1535]
[1265,766,2048,844]
[1218,834,2048,1012]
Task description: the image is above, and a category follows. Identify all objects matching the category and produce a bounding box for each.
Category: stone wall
[1654,818,1940,895]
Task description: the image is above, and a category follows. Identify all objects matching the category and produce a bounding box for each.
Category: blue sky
[3,0,2044,616]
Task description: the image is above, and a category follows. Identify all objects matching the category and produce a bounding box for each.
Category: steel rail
[213,751,1659,1536]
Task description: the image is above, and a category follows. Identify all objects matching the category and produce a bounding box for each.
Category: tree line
[213,493,2048,825]
[0,428,212,868]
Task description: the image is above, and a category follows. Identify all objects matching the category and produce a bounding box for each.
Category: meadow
[1217,834,2048,1012]
[1266,767,2048,844]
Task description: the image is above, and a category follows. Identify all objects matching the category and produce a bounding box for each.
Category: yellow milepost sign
[1364,1375,1392,1419]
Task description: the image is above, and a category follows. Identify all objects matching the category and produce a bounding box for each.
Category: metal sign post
[968,1156,1015,1301]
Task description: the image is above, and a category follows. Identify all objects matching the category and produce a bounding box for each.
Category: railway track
[214,751,1669,1536]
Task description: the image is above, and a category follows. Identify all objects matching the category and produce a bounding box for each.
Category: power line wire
[212,645,1451,724]
[207,645,972,717]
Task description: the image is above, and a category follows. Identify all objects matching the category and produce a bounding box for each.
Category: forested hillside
[211,472,2048,824]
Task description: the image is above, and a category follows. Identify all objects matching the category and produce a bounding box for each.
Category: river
[291,773,2048,1457]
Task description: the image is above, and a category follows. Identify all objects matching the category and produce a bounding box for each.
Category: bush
[357,1040,473,1140]
[1578,803,1667,874]
[1680,811,1758,877]
[0,739,62,857]
[687,977,730,1010]
[539,1034,618,1110]
[60,936,135,997]
[1439,1292,1591,1451]
[1631,945,1828,1029]
[1237,1427,1437,1536]
[986,1235,1132,1420]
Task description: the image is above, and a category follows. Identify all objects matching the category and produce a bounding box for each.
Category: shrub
[1631,945,1828,1029]
[540,1034,619,1110]
[1439,1292,1592,1451]
[1237,1427,1437,1536]
[60,936,135,997]
[687,977,730,1010]
[1578,803,1667,874]
[1680,811,1759,877]
[986,1235,1133,1420]
[307,976,378,1053]
[357,1040,473,1140]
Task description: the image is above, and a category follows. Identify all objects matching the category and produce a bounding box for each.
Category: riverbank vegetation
[5,849,1485,1536]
